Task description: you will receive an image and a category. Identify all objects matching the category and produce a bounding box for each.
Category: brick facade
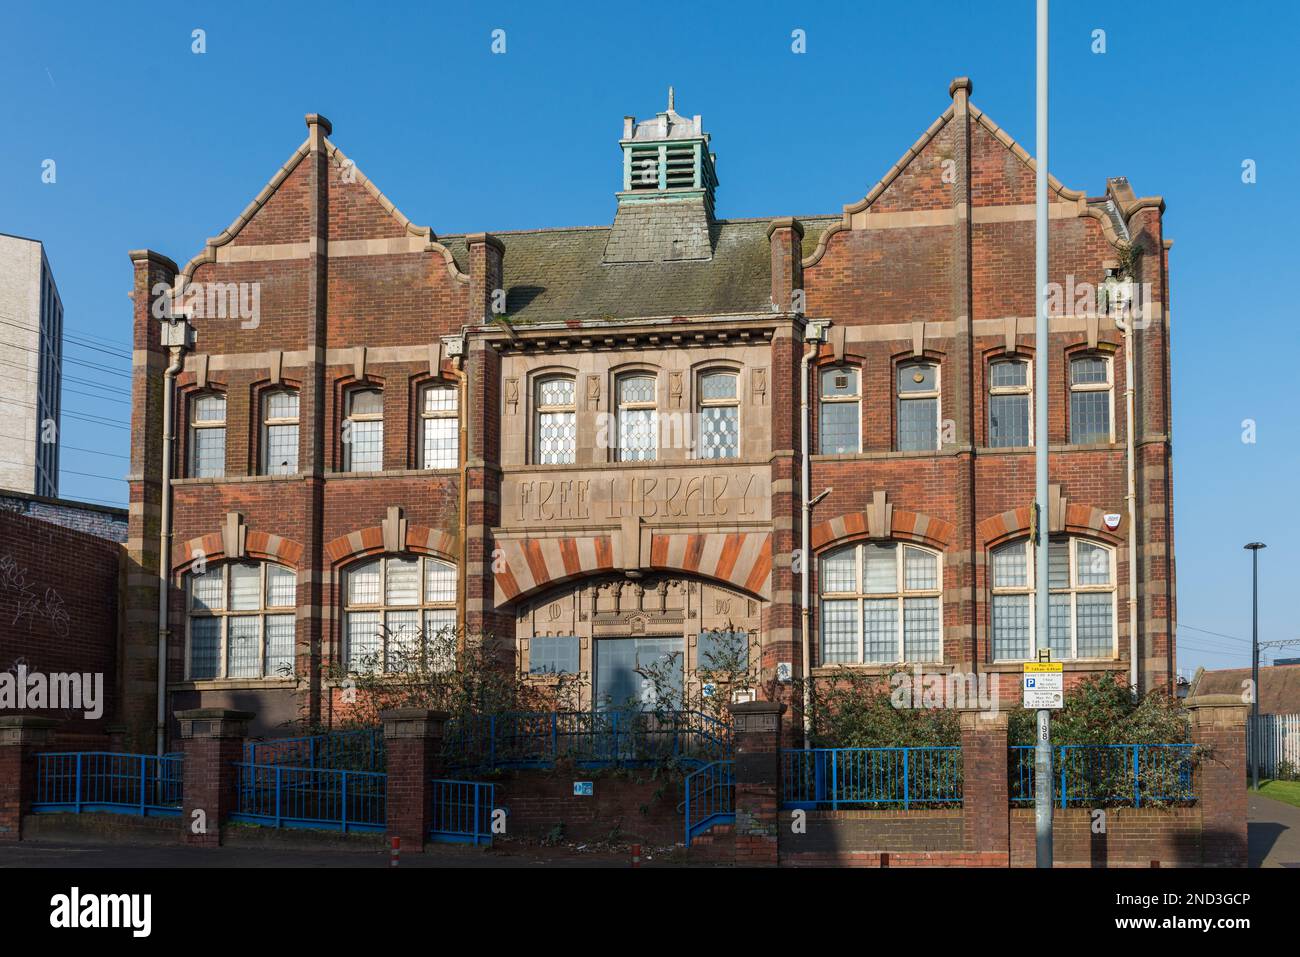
[0,509,123,746]
[121,79,1174,750]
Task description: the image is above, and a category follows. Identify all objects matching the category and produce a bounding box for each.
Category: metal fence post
[831,751,839,811]
[341,772,349,834]
[1132,745,1142,808]
[74,753,83,813]
[903,748,911,810]
[1059,747,1067,808]
[139,757,147,815]
[274,766,283,828]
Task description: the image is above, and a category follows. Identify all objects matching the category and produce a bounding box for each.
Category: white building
[0,232,62,496]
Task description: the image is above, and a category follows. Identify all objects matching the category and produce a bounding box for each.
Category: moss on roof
[438,215,839,325]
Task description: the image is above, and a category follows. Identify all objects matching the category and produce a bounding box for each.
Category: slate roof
[439,215,839,325]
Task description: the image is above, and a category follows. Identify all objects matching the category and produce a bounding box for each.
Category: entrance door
[595,636,684,711]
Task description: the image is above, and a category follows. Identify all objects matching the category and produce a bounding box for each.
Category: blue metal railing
[445,710,732,771]
[1009,744,1195,808]
[684,760,734,846]
[430,778,497,846]
[32,752,183,817]
[231,763,386,832]
[244,729,385,772]
[781,747,962,809]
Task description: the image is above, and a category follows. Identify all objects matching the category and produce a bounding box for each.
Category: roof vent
[604,88,718,265]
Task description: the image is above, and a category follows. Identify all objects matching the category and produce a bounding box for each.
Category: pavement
[0,838,690,868]
[1247,791,1300,867]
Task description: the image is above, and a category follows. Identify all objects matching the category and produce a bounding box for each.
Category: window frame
[343,386,384,473]
[989,536,1118,662]
[818,541,944,665]
[188,392,227,478]
[818,364,862,454]
[987,356,1033,448]
[185,561,297,681]
[260,387,300,476]
[695,368,740,460]
[896,360,941,452]
[342,554,458,674]
[418,382,459,470]
[615,371,658,463]
[1068,354,1115,445]
[532,373,577,465]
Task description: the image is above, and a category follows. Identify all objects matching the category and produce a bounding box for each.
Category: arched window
[990,537,1116,661]
[819,366,860,454]
[1069,355,1113,444]
[988,357,1031,448]
[186,561,296,680]
[419,383,458,469]
[616,373,657,462]
[897,361,940,451]
[697,370,739,459]
[261,388,299,475]
[343,555,456,673]
[819,542,942,664]
[534,375,576,465]
[189,393,226,478]
[344,387,383,472]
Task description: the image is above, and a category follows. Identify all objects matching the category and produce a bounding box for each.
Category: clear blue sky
[1,0,1293,677]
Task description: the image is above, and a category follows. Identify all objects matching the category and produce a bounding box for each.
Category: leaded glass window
[818,543,943,664]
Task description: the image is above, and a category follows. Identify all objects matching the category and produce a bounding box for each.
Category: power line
[0,430,127,460]
[0,458,124,483]
[1178,624,1251,646]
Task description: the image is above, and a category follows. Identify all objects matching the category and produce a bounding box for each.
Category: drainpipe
[799,320,828,749]
[1114,309,1139,696]
[156,311,192,756]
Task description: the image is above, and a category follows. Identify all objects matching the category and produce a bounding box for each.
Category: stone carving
[505,377,519,414]
[507,468,768,526]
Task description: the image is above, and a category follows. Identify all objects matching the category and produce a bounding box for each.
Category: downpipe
[156,343,185,756]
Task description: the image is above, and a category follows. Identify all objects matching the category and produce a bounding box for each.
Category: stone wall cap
[379,708,451,721]
[729,701,785,715]
[175,708,256,721]
[765,217,805,240]
[127,249,179,272]
[464,232,505,254]
[0,715,59,730]
[949,76,973,99]
[1185,694,1249,709]
[304,113,333,135]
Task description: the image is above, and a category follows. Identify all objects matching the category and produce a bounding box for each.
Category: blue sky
[1,0,1293,677]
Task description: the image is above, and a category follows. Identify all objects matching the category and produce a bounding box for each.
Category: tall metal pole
[1246,542,1265,789]
[1033,0,1054,869]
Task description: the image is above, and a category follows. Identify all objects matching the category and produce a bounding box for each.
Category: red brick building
[121,78,1175,749]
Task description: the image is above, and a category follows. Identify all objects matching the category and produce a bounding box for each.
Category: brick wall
[0,509,122,744]
[493,770,685,846]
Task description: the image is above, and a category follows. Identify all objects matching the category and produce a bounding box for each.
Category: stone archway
[515,571,763,711]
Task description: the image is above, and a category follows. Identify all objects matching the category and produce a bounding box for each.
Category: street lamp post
[1245,542,1265,790]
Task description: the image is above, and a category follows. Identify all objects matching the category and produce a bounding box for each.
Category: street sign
[1022,661,1064,709]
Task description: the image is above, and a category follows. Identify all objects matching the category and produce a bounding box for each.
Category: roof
[440,216,839,325]
[1189,664,1300,714]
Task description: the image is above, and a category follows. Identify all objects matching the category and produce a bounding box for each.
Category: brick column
[0,717,58,842]
[381,708,447,853]
[959,709,1010,860]
[1187,694,1248,867]
[177,708,252,847]
[731,701,784,866]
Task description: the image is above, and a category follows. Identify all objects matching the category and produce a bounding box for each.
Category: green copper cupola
[604,88,718,264]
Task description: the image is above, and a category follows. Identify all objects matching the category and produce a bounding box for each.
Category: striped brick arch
[175,530,303,575]
[976,503,1126,548]
[323,524,458,566]
[493,531,772,605]
[810,508,955,554]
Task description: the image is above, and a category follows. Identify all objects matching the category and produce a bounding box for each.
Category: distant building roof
[1189,664,1300,715]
